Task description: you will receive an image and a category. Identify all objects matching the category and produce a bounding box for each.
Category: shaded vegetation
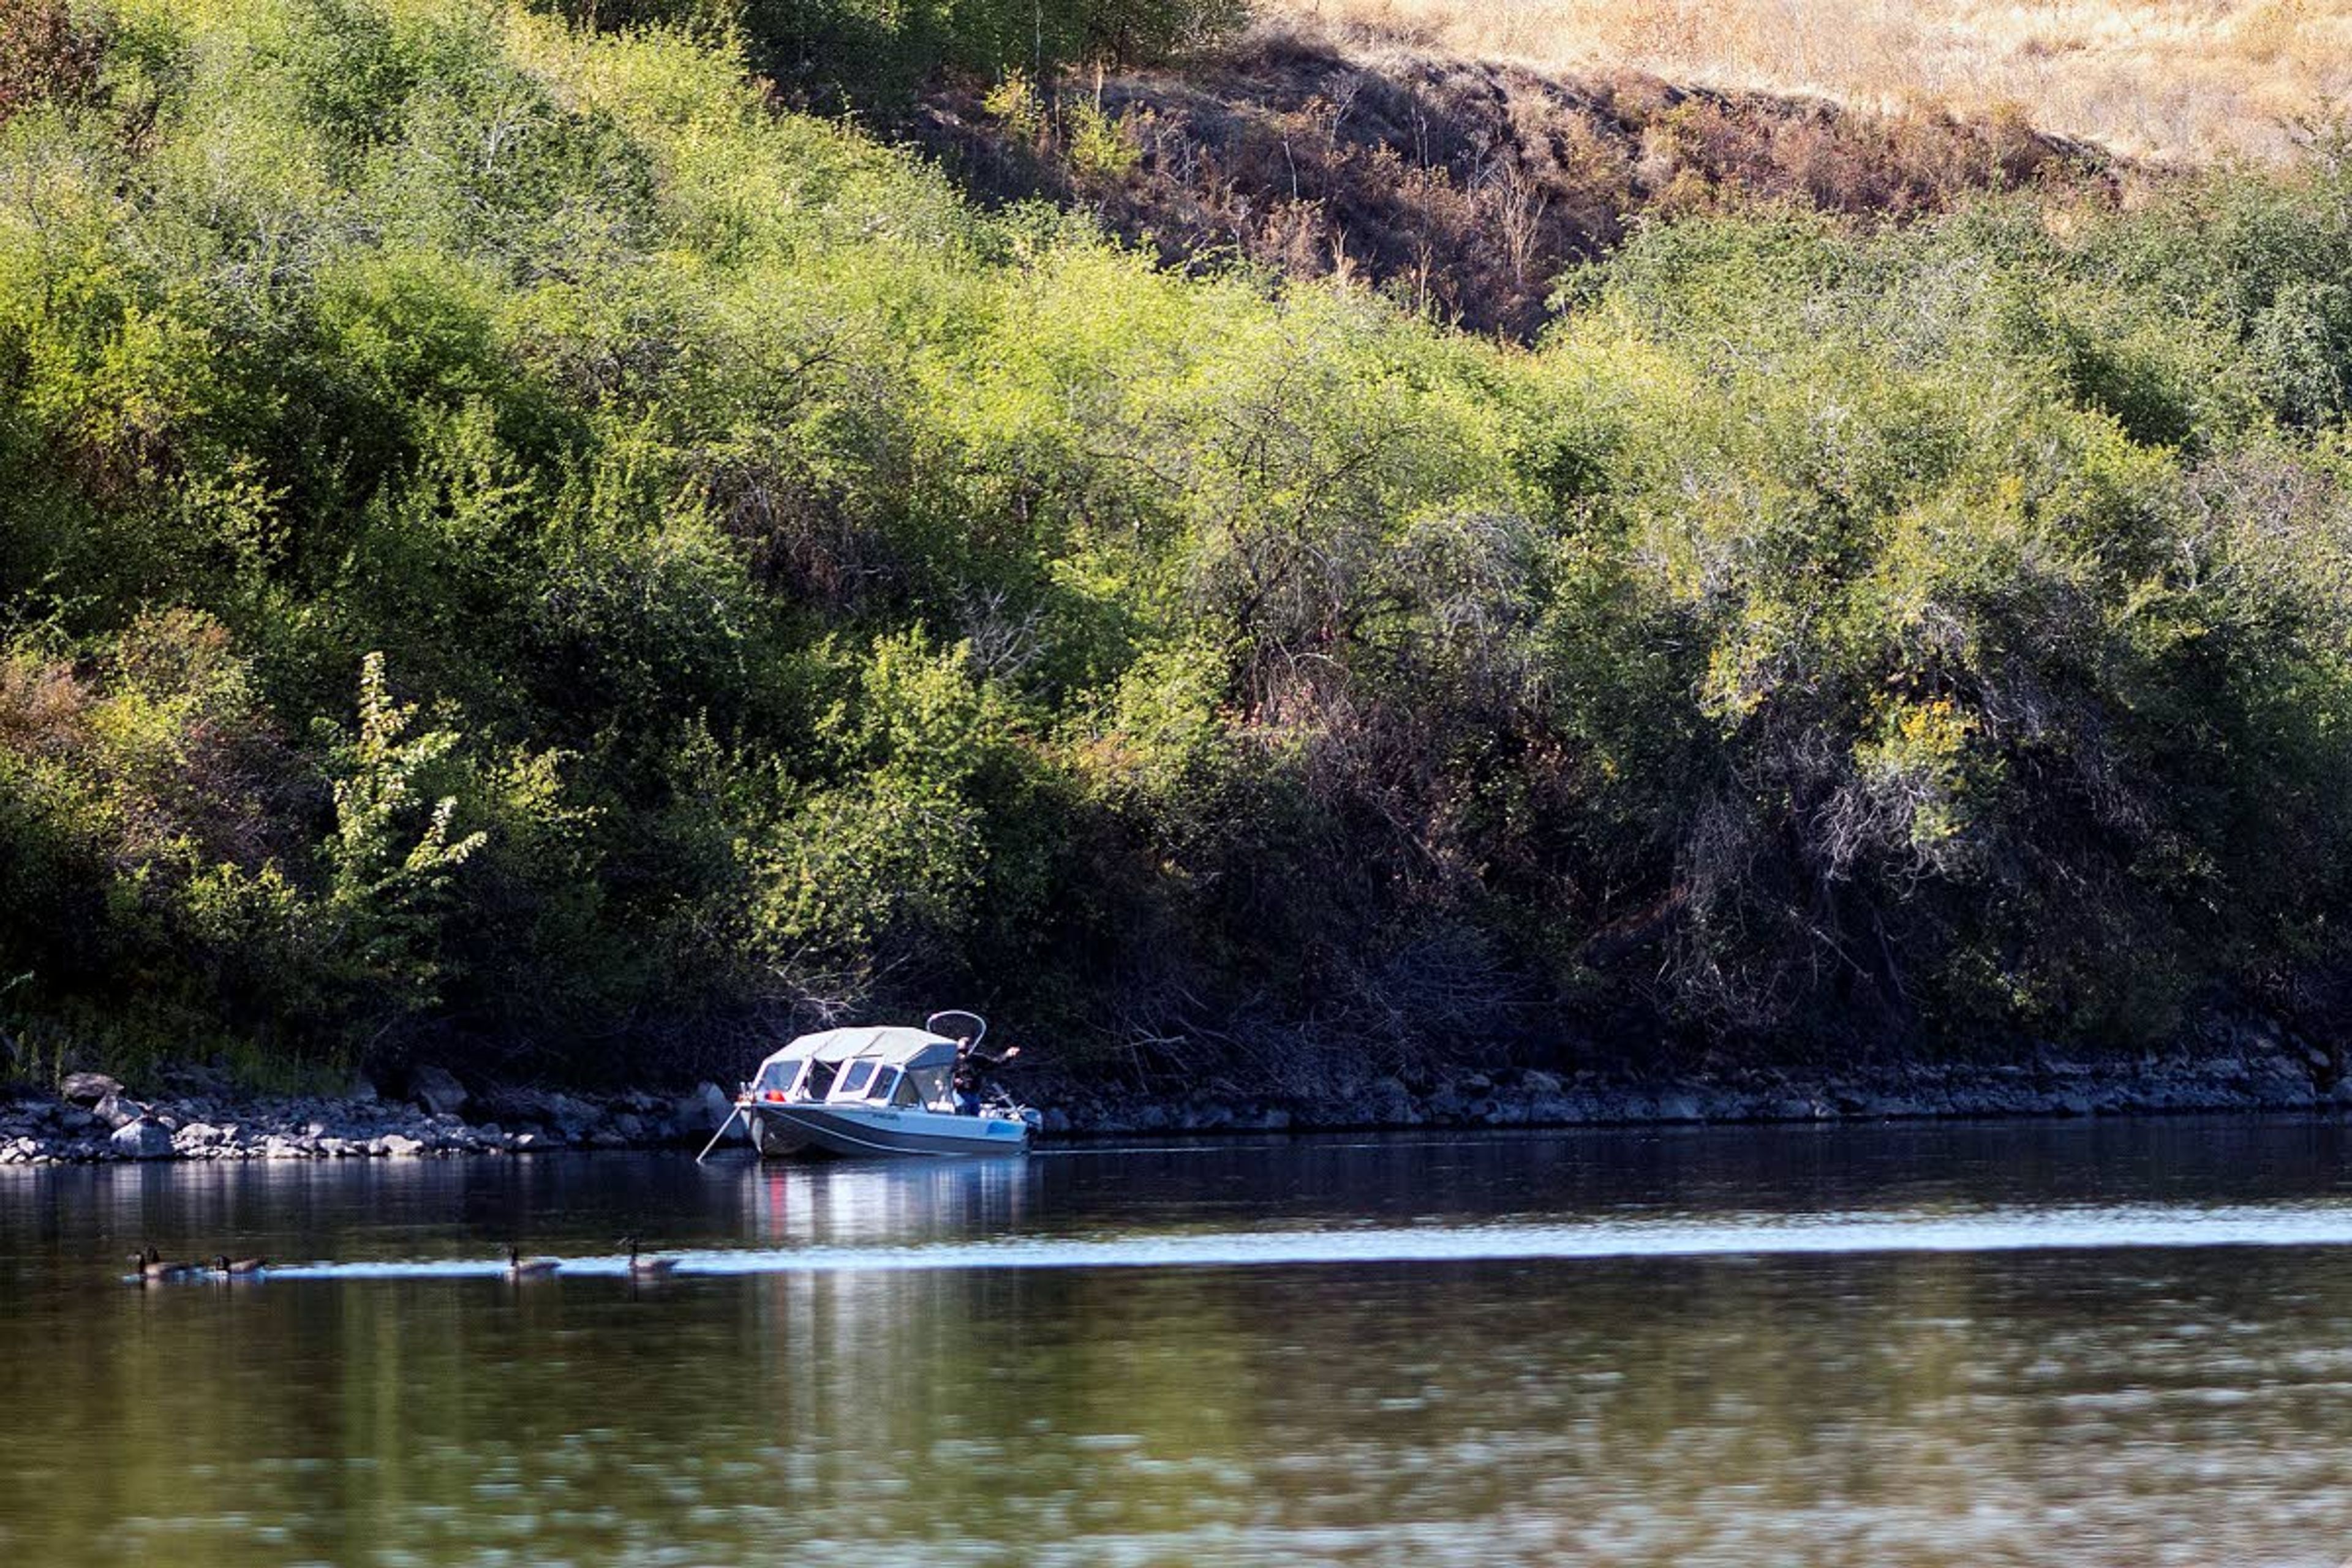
[7,0,2352,1093]
[547,0,1245,110]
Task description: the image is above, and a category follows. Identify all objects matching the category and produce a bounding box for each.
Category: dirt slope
[910,23,2121,336]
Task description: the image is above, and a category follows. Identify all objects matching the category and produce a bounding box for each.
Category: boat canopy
[753,1025,962,1078]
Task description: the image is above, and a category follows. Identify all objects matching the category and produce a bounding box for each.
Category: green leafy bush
[9,0,2352,1088]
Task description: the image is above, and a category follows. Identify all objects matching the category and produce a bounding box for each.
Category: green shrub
[10,0,2352,1086]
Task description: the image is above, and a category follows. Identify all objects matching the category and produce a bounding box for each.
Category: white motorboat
[723,1011,1038,1159]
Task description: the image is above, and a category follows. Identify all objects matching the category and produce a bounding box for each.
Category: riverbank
[3,1022,2345,1165]
[14,0,2352,1155]
[0,1068,740,1167]
[1038,1036,2351,1136]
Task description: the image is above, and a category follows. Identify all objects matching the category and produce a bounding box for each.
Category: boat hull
[744,1102,1030,1159]
[744,1112,813,1158]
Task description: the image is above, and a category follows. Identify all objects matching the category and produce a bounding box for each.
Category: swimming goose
[619,1237,677,1279]
[128,1245,199,1283]
[506,1245,559,1279]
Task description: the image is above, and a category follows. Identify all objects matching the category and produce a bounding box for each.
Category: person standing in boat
[952,1035,1020,1114]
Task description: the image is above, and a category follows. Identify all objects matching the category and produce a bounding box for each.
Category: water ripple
[254,1200,2352,1281]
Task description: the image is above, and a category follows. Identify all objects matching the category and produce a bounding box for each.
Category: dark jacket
[951,1042,1011,1093]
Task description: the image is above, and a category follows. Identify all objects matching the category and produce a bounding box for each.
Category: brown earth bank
[4,1016,2345,1163]
[905,21,2125,337]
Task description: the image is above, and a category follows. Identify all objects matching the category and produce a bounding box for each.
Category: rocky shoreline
[4,1028,2346,1166]
[1041,1043,2352,1136]
[0,1066,741,1167]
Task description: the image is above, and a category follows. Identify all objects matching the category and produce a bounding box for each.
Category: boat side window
[907,1066,951,1110]
[867,1067,906,1103]
[832,1060,877,1100]
[889,1071,923,1108]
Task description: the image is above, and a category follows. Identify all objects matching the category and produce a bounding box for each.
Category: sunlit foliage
[6,0,2352,1085]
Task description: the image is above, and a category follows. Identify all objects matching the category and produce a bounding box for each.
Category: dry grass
[1265,0,2352,160]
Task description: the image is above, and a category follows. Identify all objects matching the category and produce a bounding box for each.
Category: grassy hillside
[1271,0,2352,162]
[6,0,2352,1093]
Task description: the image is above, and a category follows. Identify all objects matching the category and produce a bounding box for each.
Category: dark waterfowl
[619,1237,677,1279]
[129,1245,200,1283]
[506,1245,559,1279]
[210,1254,267,1276]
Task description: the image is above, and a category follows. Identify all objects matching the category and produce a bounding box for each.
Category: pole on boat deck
[695,1101,746,1164]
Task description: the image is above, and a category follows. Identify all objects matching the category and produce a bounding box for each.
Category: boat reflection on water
[740,1156,1057,1480]
[745,1154,1037,1253]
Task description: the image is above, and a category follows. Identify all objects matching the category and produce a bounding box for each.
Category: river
[4,1117,2352,1566]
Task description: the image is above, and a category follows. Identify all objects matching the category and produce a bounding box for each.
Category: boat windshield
[829,1060,878,1101]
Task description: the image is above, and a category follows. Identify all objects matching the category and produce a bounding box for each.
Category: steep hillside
[912,24,2119,336]
[7,0,2352,1098]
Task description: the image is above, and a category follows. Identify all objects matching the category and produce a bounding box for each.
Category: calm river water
[6,1119,2352,1566]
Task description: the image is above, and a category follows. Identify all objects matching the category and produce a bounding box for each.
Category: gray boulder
[110,1118,173,1160]
[409,1065,469,1119]
[480,1086,583,1133]
[546,1093,601,1136]
[92,1091,144,1130]
[1654,1091,1703,1122]
[673,1082,733,1135]
[60,1072,123,1107]
[1362,1077,1419,1125]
